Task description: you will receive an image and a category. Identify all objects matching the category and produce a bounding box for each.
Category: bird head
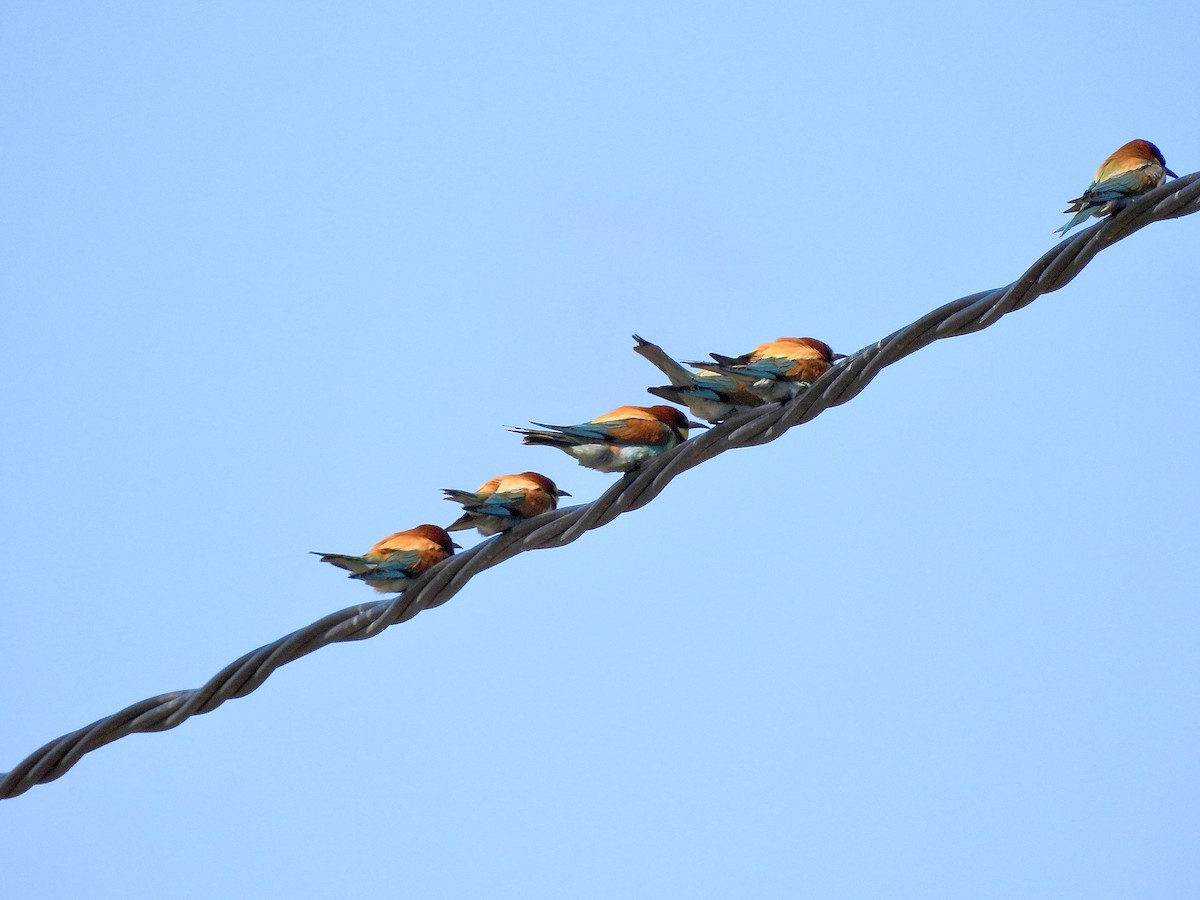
[647,405,709,439]
[767,337,841,364]
[798,337,840,363]
[522,471,570,501]
[1126,139,1178,178]
[410,524,462,553]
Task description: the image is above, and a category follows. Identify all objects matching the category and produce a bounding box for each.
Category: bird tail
[1054,208,1093,236]
[311,551,375,576]
[509,426,577,448]
[1061,192,1089,214]
[647,384,689,405]
[632,334,695,387]
[445,513,477,532]
[442,488,483,507]
[706,352,746,367]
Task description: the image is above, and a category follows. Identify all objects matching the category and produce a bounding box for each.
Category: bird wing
[530,420,624,441]
[689,357,795,382]
[534,415,665,443]
[1089,168,1159,198]
[466,489,528,517]
[1067,167,1159,209]
[738,356,801,379]
[368,548,423,574]
[474,475,505,497]
[366,531,439,573]
[691,369,751,392]
[596,417,672,444]
[1094,153,1154,183]
[527,407,669,444]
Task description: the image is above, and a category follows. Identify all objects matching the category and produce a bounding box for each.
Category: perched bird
[632,334,764,424]
[312,524,459,593]
[512,404,706,473]
[685,337,844,403]
[443,471,570,536]
[1055,139,1178,236]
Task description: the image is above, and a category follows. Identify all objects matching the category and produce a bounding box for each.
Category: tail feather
[442,488,483,506]
[1057,187,1136,235]
[707,352,747,367]
[632,334,695,387]
[445,513,476,532]
[647,384,687,404]
[311,551,375,576]
[1054,208,1095,236]
[510,426,580,448]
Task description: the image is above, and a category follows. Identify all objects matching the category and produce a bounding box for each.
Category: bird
[443,471,570,536]
[511,404,707,473]
[1055,139,1178,236]
[632,334,764,424]
[684,337,845,403]
[312,524,459,593]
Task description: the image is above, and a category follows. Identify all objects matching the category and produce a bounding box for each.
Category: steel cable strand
[3,171,1197,800]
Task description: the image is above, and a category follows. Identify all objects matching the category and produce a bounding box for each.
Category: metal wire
[4,173,1198,800]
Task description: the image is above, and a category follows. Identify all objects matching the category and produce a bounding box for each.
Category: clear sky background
[2,3,1198,897]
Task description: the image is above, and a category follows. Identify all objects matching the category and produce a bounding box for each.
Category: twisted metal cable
[4,173,1198,800]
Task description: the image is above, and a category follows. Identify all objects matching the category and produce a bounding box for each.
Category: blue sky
[2,3,1198,897]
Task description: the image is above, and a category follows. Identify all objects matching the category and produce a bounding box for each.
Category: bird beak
[451,541,463,550]
[557,489,572,498]
[687,420,710,430]
[831,353,849,362]
[1165,166,1179,179]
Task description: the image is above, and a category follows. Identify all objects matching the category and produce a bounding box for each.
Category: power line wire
[3,172,1197,800]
